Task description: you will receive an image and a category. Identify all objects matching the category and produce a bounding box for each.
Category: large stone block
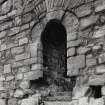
[4,64,11,73]
[88,74,105,85]
[24,70,43,80]
[93,25,105,38]
[0,99,6,105]
[86,58,97,66]
[96,65,105,74]
[67,55,85,76]
[77,47,91,54]
[75,3,91,17]
[67,48,75,57]
[21,95,39,105]
[67,40,81,48]
[73,86,90,99]
[8,98,18,105]
[14,89,24,98]
[19,81,30,89]
[11,46,24,55]
[80,15,98,29]
[95,0,105,12]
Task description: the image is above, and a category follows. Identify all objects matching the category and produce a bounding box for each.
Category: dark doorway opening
[90,86,102,98]
[41,19,67,91]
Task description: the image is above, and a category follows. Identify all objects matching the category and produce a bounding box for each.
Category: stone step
[44,101,72,105]
[43,96,72,101]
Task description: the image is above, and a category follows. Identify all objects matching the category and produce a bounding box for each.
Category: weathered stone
[21,95,40,105]
[78,97,88,105]
[0,99,6,105]
[4,64,11,73]
[2,0,12,14]
[6,76,14,81]
[95,0,105,12]
[22,13,33,23]
[67,40,81,48]
[101,86,105,95]
[92,45,101,50]
[24,70,43,80]
[0,31,6,39]
[8,98,18,105]
[67,32,77,41]
[19,81,30,89]
[93,25,105,38]
[31,64,43,71]
[73,86,90,99]
[16,73,23,80]
[14,89,24,98]
[46,10,64,21]
[67,48,75,57]
[19,38,28,45]
[75,3,91,17]
[8,27,20,36]
[80,15,98,29]
[29,41,41,57]
[15,53,30,61]
[96,65,105,74]
[88,74,105,85]
[67,55,85,76]
[77,47,91,54]
[98,53,105,64]
[86,58,97,66]
[11,46,24,55]
[0,44,6,51]
[89,97,104,105]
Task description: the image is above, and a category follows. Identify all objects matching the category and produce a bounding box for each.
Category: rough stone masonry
[0,0,105,105]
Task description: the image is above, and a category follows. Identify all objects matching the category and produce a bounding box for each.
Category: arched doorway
[41,19,67,85]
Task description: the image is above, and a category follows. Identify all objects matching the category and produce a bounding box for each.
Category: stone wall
[0,0,105,105]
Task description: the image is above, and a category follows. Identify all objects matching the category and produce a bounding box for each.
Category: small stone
[67,55,85,76]
[2,0,12,14]
[0,31,6,39]
[19,81,30,89]
[101,86,105,95]
[21,95,39,105]
[6,76,14,81]
[16,73,23,80]
[67,32,77,41]
[73,86,90,99]
[4,64,11,73]
[75,3,91,17]
[98,53,105,64]
[96,65,105,74]
[31,64,43,71]
[19,38,28,45]
[24,71,43,80]
[80,15,98,29]
[67,40,81,48]
[77,47,91,54]
[14,89,24,98]
[86,58,97,66]
[8,98,18,105]
[78,97,88,105]
[15,53,30,61]
[88,74,105,85]
[67,48,75,57]
[11,46,24,55]
[0,99,6,105]
[95,0,105,12]
[0,44,6,51]
[93,25,105,38]
[92,45,101,50]
[8,27,20,36]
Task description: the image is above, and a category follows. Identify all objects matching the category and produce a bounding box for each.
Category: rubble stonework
[0,0,105,105]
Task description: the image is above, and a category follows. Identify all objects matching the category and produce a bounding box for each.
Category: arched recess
[41,19,67,81]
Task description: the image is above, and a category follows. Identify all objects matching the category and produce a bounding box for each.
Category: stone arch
[41,19,67,81]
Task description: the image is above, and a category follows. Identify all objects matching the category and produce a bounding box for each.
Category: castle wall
[0,0,105,105]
